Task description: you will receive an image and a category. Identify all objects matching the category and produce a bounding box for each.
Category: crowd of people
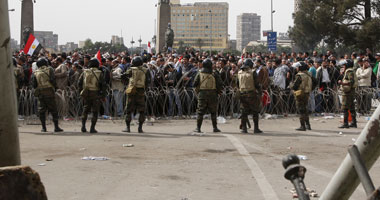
[12,48,380,124]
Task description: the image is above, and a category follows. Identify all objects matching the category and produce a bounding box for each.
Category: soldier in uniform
[31,57,63,133]
[292,62,312,131]
[339,59,358,128]
[193,59,223,133]
[122,56,151,133]
[238,59,263,134]
[78,58,106,133]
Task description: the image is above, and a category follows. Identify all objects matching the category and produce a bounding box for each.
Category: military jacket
[35,66,54,89]
[199,72,216,90]
[238,69,256,93]
[83,68,102,91]
[128,66,148,89]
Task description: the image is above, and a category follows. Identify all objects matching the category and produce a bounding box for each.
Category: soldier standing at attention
[292,62,313,131]
[31,57,63,133]
[78,58,106,133]
[238,59,263,134]
[193,59,223,133]
[339,59,358,128]
[122,56,151,133]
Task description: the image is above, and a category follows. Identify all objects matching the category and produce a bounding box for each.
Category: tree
[196,38,203,51]
[289,0,380,52]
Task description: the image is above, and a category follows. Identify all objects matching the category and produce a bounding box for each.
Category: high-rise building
[171,2,229,51]
[294,0,301,13]
[78,41,85,49]
[236,13,261,51]
[111,35,124,45]
[34,31,58,51]
[170,0,180,5]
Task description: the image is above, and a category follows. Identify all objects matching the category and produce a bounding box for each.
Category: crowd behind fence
[17,85,379,120]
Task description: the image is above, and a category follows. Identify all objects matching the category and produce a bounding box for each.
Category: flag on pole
[23,33,42,56]
[148,41,152,54]
[96,50,102,66]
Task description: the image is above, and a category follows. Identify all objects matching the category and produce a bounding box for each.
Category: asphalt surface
[18,115,380,200]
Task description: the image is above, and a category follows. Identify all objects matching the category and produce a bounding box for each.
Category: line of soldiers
[31,55,358,134]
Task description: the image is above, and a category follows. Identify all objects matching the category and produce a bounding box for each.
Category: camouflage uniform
[78,59,106,133]
[193,61,223,133]
[123,58,151,133]
[31,59,63,132]
[238,67,262,134]
[340,65,358,128]
[292,70,312,131]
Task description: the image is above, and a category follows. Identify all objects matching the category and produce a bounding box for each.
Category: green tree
[289,0,380,52]
[196,38,203,51]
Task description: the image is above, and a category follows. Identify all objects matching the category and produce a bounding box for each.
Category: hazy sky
[8,0,294,47]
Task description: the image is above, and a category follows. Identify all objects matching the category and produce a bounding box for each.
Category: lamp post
[130,37,135,56]
[271,0,275,32]
[209,10,212,56]
[138,36,142,53]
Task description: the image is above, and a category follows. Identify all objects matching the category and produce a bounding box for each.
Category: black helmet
[201,59,213,73]
[345,59,354,68]
[88,58,100,68]
[299,61,308,71]
[36,57,48,68]
[241,58,254,69]
[132,56,143,67]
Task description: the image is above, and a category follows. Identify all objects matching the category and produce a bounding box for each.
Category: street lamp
[130,37,135,56]
[209,10,212,56]
[271,0,276,32]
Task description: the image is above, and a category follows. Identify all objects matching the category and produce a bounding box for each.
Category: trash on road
[38,163,46,166]
[217,116,226,124]
[352,138,356,142]
[290,188,318,198]
[287,146,292,150]
[323,116,334,119]
[297,155,308,160]
[82,156,109,161]
[79,148,86,151]
[338,132,343,135]
[45,159,53,161]
[122,144,134,147]
[365,117,371,121]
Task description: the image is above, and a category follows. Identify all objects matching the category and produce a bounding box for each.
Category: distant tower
[20,0,34,48]
[294,0,301,13]
[157,0,171,52]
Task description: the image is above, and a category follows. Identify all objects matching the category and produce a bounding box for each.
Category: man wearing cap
[193,59,223,133]
[339,60,358,128]
[238,59,263,134]
[292,62,313,131]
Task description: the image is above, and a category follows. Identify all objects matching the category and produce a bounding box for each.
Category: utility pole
[271,0,274,32]
[0,0,21,167]
[209,10,212,56]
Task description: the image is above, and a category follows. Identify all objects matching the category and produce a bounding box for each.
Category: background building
[10,39,19,51]
[111,35,124,45]
[58,42,79,52]
[171,2,229,51]
[34,31,58,51]
[236,13,261,51]
[78,41,85,49]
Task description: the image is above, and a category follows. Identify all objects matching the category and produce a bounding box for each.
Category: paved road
[18,116,380,200]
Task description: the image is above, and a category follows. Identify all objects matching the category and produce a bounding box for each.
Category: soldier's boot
[81,118,87,133]
[90,120,97,134]
[296,119,306,131]
[240,117,248,134]
[349,111,357,128]
[53,120,63,132]
[194,115,203,133]
[339,110,350,129]
[211,114,221,133]
[305,118,311,130]
[253,117,263,134]
[122,121,131,133]
[138,112,145,133]
[40,114,47,132]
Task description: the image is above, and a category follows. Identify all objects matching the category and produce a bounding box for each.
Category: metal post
[320,105,380,200]
[209,10,212,56]
[271,0,273,32]
[348,145,376,197]
[283,155,310,200]
[0,0,21,167]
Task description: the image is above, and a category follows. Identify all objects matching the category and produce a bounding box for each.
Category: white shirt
[356,67,372,87]
[322,68,330,83]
